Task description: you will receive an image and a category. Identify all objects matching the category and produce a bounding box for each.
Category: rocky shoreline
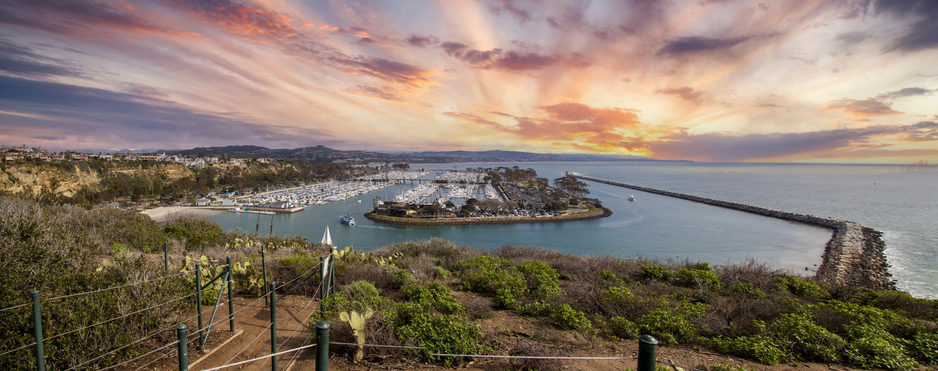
[363,207,612,226]
[571,173,894,290]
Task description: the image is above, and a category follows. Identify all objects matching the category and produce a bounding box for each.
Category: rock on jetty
[569,172,894,290]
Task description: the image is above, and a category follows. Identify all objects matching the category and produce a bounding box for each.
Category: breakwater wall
[363,207,612,226]
[570,173,894,290]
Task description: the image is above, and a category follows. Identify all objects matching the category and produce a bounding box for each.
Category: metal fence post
[177,324,188,371]
[31,290,45,371]
[164,241,169,273]
[269,281,277,371]
[262,248,269,308]
[227,256,234,332]
[638,335,658,371]
[316,321,330,371]
[196,263,204,348]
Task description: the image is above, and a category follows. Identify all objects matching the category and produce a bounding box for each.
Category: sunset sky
[1,0,936,163]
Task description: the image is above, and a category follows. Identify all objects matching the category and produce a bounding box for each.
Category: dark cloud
[0,39,86,78]
[406,35,439,48]
[330,56,436,90]
[167,0,298,39]
[873,0,938,52]
[345,85,407,102]
[488,0,532,23]
[0,75,326,145]
[656,36,748,56]
[655,87,703,103]
[875,87,935,101]
[824,99,901,116]
[650,121,938,161]
[440,42,590,71]
[836,31,871,46]
[0,0,173,37]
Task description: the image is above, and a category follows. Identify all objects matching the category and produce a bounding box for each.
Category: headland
[364,206,611,226]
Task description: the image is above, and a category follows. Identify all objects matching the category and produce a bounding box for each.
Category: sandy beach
[141,206,227,223]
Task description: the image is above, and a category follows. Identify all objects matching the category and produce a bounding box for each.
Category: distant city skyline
[0,0,936,163]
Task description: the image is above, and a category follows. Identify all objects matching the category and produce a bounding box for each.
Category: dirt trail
[189,296,321,371]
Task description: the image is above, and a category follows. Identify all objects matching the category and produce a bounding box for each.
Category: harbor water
[208,162,938,299]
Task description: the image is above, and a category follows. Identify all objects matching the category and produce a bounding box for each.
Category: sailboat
[321,226,336,249]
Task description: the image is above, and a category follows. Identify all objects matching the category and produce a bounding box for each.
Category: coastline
[570,173,894,290]
[140,206,228,223]
[363,207,612,226]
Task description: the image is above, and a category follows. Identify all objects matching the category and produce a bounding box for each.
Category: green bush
[711,334,787,365]
[163,217,224,250]
[517,301,551,317]
[608,316,639,339]
[549,304,593,333]
[771,312,844,362]
[910,332,938,364]
[707,364,747,371]
[677,268,722,290]
[339,280,389,313]
[392,302,484,366]
[776,277,827,298]
[727,284,765,299]
[634,308,695,345]
[392,269,414,288]
[599,270,617,281]
[843,325,917,369]
[516,260,561,300]
[453,256,527,309]
[641,264,673,281]
[401,281,462,314]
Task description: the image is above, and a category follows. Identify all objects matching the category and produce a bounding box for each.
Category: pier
[569,172,894,290]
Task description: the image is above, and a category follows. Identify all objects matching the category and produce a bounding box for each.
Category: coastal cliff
[570,173,894,290]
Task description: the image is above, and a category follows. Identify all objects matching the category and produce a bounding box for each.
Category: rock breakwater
[571,173,894,290]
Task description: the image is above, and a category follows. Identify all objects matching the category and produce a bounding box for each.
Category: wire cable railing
[44,271,188,302]
[44,293,194,343]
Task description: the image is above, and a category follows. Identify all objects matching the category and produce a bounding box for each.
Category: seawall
[570,173,894,290]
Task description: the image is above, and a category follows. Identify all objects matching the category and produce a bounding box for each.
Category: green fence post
[177,324,188,371]
[262,248,269,308]
[638,335,658,371]
[31,290,45,371]
[164,241,169,273]
[269,281,277,371]
[316,321,330,371]
[196,263,204,348]
[227,256,234,332]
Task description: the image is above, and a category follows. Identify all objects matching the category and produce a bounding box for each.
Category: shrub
[599,269,617,281]
[517,301,551,317]
[711,334,787,365]
[453,256,527,309]
[391,303,484,366]
[516,260,561,300]
[634,308,695,345]
[549,304,593,333]
[401,281,462,314]
[776,277,827,298]
[338,280,389,313]
[677,268,722,290]
[910,332,938,365]
[771,312,844,362]
[392,269,414,288]
[843,326,918,370]
[727,284,765,299]
[641,264,673,281]
[163,217,224,250]
[608,316,639,339]
[708,364,747,371]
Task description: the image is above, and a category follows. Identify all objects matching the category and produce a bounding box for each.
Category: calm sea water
[209,162,937,299]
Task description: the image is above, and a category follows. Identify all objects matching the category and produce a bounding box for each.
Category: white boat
[340,214,355,225]
[628,195,635,201]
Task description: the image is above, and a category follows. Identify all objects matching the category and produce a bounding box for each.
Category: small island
[365,166,611,225]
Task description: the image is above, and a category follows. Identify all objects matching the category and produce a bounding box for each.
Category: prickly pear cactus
[339,309,374,362]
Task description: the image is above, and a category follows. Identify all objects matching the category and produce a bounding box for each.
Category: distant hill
[162,145,689,163]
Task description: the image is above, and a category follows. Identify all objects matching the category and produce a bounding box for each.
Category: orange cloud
[823,99,901,116]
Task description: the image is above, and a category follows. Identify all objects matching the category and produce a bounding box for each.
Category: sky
[0,0,937,163]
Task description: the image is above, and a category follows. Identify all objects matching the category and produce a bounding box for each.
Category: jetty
[568,172,894,290]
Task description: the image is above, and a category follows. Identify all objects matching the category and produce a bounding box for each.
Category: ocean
[208,162,937,299]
